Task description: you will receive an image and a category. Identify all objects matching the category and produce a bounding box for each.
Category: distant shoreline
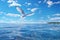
[48,22,60,24]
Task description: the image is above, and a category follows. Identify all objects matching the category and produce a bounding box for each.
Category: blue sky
[0,0,60,23]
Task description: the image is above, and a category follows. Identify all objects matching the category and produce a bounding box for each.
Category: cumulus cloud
[54,13,60,17]
[7,0,21,7]
[47,13,60,22]
[7,0,14,3]
[6,13,20,17]
[24,2,31,6]
[27,8,31,10]
[50,17,60,21]
[27,3,31,6]
[9,1,21,7]
[47,0,53,7]
[31,8,38,12]
[46,0,60,7]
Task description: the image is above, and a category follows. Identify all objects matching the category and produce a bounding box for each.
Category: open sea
[0,23,60,40]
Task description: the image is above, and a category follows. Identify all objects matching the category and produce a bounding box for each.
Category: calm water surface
[0,23,60,40]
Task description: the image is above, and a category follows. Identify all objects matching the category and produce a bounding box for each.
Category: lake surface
[0,23,60,40]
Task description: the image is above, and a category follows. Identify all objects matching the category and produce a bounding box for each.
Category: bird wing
[21,12,34,18]
[16,7,34,18]
[26,12,34,16]
[16,7,25,15]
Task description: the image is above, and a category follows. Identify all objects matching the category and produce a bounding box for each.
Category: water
[0,23,60,40]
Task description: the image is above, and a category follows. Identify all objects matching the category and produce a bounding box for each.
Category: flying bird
[16,7,34,18]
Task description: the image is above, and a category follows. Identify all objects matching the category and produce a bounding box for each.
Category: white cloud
[46,0,60,7]
[27,3,31,5]
[9,2,21,7]
[26,8,38,16]
[6,13,20,17]
[54,13,60,17]
[50,17,60,21]
[23,2,32,7]
[47,13,60,22]
[7,0,14,3]
[31,8,38,12]
[25,2,31,6]
[27,8,31,10]
[47,0,53,7]
[8,0,21,7]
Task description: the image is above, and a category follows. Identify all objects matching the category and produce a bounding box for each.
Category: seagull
[16,7,34,18]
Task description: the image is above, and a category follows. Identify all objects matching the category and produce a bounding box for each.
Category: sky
[0,0,60,24]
